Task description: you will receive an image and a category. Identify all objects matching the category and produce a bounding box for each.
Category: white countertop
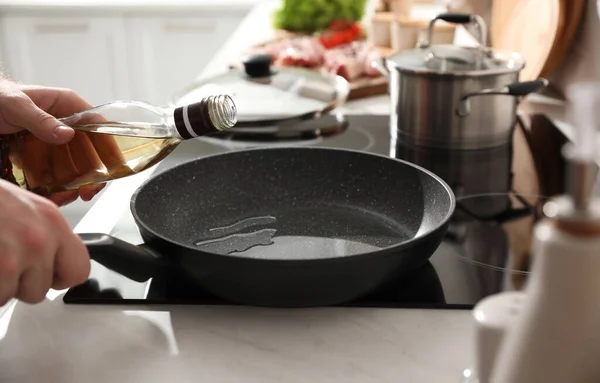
[0,2,476,383]
[0,301,473,383]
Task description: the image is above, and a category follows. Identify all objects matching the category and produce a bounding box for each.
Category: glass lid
[386,44,525,75]
[172,54,350,127]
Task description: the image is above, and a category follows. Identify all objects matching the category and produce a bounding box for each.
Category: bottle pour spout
[173,94,237,139]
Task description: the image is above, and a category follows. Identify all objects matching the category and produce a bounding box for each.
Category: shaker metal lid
[385,44,525,76]
[171,54,350,127]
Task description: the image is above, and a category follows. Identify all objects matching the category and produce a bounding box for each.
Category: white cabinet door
[127,14,243,105]
[1,16,130,105]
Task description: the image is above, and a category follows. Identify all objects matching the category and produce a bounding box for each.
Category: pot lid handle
[417,13,488,50]
[242,54,276,78]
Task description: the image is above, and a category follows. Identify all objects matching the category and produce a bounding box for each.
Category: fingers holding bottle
[0,81,74,144]
[77,183,106,202]
[0,82,114,200]
[70,109,131,177]
[22,84,129,194]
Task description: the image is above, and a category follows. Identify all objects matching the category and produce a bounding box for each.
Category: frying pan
[79,147,455,308]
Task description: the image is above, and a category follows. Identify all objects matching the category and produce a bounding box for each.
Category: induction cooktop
[64,114,567,309]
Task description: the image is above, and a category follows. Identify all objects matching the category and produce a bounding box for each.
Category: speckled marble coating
[133,147,453,254]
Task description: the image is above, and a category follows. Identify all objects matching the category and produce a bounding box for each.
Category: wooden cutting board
[346,45,395,100]
[491,0,565,82]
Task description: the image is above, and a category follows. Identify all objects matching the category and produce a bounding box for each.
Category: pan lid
[386,44,525,76]
[171,54,350,127]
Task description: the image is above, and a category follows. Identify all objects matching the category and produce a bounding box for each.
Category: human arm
[0,76,99,303]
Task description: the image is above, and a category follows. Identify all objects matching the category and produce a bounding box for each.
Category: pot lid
[386,44,525,75]
[172,54,350,127]
[386,13,525,76]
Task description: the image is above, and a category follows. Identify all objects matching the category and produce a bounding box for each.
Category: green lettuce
[273,0,368,34]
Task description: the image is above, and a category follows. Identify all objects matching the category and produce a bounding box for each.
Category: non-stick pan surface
[83,147,455,307]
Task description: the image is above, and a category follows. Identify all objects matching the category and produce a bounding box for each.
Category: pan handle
[456,79,549,117]
[79,233,165,283]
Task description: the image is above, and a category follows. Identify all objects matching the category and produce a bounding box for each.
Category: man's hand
[0,81,80,143]
[0,179,90,305]
[0,80,107,205]
[0,79,120,304]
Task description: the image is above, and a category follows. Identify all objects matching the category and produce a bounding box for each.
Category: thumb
[17,99,74,144]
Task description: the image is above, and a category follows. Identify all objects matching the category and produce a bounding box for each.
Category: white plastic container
[462,292,525,383]
[488,83,600,383]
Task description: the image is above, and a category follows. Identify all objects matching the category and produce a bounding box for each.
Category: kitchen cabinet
[0,7,248,105]
[1,16,131,105]
[128,15,242,105]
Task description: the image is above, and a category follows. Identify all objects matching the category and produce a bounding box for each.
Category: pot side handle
[506,80,550,96]
[456,79,549,117]
[78,233,164,282]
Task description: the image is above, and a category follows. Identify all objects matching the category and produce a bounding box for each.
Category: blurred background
[0,0,595,227]
[0,0,452,107]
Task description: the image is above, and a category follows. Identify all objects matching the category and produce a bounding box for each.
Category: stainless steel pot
[374,13,548,150]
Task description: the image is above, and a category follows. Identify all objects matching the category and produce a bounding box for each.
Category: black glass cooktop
[64,114,567,309]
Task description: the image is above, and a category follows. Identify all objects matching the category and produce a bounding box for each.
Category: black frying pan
[79,147,455,308]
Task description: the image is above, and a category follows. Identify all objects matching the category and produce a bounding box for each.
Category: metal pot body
[389,69,520,150]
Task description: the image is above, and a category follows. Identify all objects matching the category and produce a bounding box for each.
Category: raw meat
[247,38,384,81]
[250,36,324,68]
[277,36,325,68]
[323,41,384,81]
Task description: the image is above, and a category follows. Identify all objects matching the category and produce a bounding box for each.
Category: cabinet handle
[164,24,215,33]
[34,23,90,34]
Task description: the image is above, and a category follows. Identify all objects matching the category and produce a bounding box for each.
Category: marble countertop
[0,301,473,383]
[0,2,476,383]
